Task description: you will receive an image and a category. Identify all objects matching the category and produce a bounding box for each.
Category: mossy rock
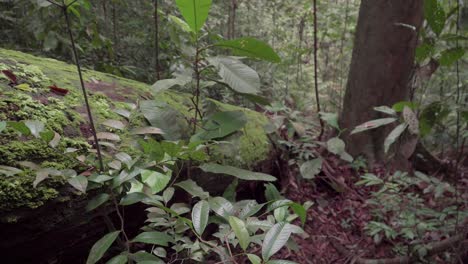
[0,48,271,214]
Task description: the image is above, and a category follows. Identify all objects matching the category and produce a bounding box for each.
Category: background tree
[339,0,424,165]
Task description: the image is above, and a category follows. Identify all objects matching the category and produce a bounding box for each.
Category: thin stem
[313,0,324,139]
[154,0,161,80]
[62,5,104,172]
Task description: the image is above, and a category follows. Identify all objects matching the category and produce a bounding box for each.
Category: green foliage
[86,231,120,264]
[175,0,212,34]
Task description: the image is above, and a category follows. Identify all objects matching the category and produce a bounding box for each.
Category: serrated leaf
[229,216,250,251]
[175,179,209,199]
[68,175,88,193]
[215,37,281,63]
[86,193,110,212]
[200,163,276,181]
[131,231,173,246]
[262,222,294,261]
[175,0,212,33]
[192,200,210,236]
[25,120,45,138]
[208,56,260,94]
[300,158,322,180]
[86,231,120,264]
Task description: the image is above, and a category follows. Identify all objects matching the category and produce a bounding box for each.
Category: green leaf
[223,179,238,202]
[106,254,128,264]
[415,42,435,63]
[141,170,171,194]
[373,106,397,116]
[262,222,294,261]
[192,111,248,141]
[86,193,110,212]
[300,158,322,180]
[200,163,276,181]
[120,192,148,206]
[267,260,299,264]
[215,37,281,63]
[265,183,283,201]
[290,203,307,226]
[151,78,190,94]
[175,179,209,199]
[247,254,262,264]
[25,120,45,138]
[68,175,88,193]
[319,112,340,130]
[351,118,397,134]
[208,196,234,219]
[392,101,417,112]
[0,121,6,133]
[131,231,173,246]
[37,0,52,7]
[103,120,126,130]
[192,200,210,236]
[384,123,408,153]
[86,231,120,264]
[7,121,30,135]
[439,47,465,66]
[175,0,212,33]
[208,56,260,94]
[326,137,353,162]
[229,216,250,251]
[424,0,446,35]
[40,130,54,142]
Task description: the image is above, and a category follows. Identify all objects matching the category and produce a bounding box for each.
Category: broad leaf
[439,47,465,66]
[37,0,52,7]
[200,163,276,181]
[327,137,353,162]
[192,200,210,236]
[208,56,260,94]
[102,120,126,130]
[106,254,128,264]
[267,260,299,264]
[151,78,190,94]
[86,193,110,212]
[141,170,171,194]
[300,158,322,180]
[86,231,120,264]
[192,111,247,141]
[0,121,6,133]
[68,175,88,193]
[351,118,397,134]
[384,123,408,153]
[175,0,212,33]
[120,192,148,206]
[319,112,340,130]
[131,127,164,135]
[229,216,250,251]
[25,120,45,138]
[424,0,446,36]
[374,106,397,116]
[262,222,294,261]
[175,179,209,199]
[131,231,173,246]
[208,196,234,219]
[215,37,281,63]
[247,254,262,264]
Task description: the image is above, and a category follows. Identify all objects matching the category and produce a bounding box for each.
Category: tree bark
[339,0,424,165]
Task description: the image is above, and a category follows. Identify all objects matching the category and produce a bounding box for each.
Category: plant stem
[62,5,104,172]
[313,0,324,139]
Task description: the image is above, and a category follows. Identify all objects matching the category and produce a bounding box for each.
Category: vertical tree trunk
[339,0,424,165]
[154,0,161,80]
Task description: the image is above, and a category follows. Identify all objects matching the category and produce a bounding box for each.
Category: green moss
[0,48,272,212]
[0,170,60,211]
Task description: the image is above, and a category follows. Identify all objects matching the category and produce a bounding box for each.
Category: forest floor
[278,156,468,264]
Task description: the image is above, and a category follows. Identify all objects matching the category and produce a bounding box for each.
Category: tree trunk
[339,0,424,165]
